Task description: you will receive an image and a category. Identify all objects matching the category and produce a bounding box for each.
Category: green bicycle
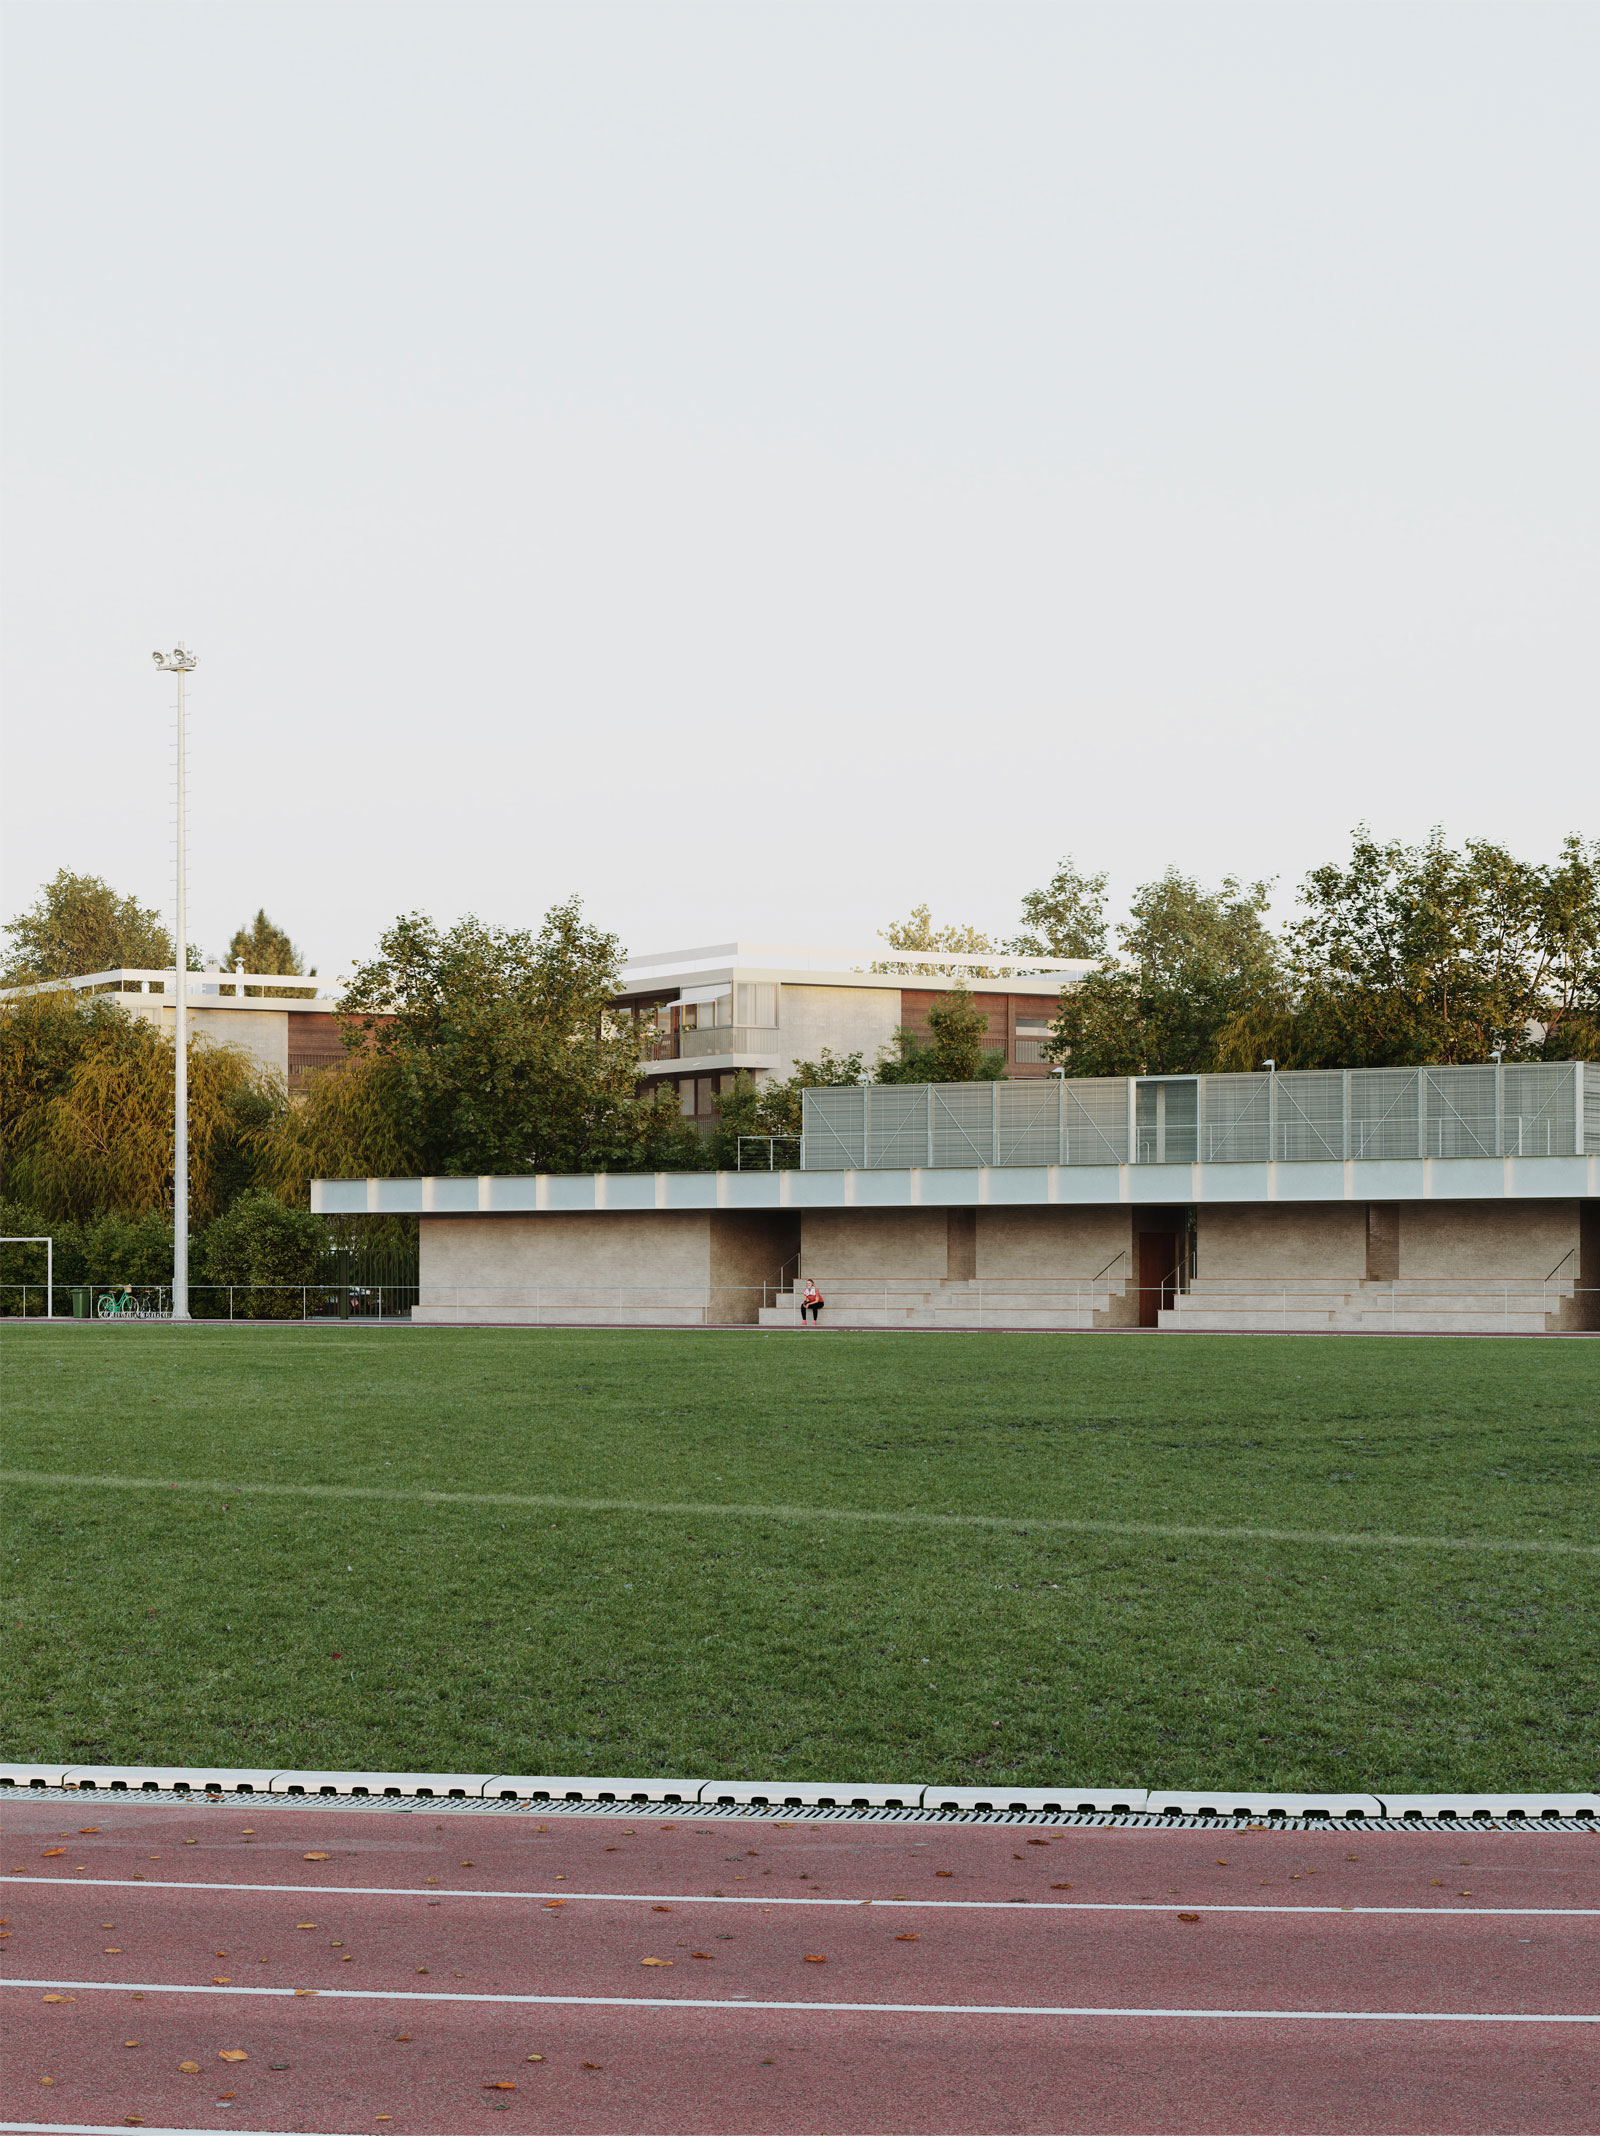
[96,1286,163,1319]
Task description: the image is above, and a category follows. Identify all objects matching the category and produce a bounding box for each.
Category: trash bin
[72,1285,90,1319]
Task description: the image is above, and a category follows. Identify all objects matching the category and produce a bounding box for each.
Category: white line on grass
[1,1470,1592,1559]
[8,1875,1595,1916]
[6,1978,1596,2022]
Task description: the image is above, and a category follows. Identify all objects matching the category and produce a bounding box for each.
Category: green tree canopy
[3,870,177,982]
[1267,830,1600,1066]
[226,909,315,997]
[706,1049,866,1166]
[877,984,1007,1083]
[871,903,1001,977]
[1009,856,1110,962]
[0,988,279,1222]
[338,898,701,1175]
[1050,871,1280,1076]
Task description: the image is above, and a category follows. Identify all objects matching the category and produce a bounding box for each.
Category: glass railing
[679,1025,782,1059]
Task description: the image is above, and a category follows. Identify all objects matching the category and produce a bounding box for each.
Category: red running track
[2,1797,1597,2134]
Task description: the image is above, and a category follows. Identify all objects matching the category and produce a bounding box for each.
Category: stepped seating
[1159,1275,1585,1336]
[758,1276,1135,1331]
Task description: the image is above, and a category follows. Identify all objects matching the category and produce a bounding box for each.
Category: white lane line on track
[5,2126,345,2136]
[3,1468,1593,1559]
[8,1875,1597,1916]
[5,1978,1597,2022]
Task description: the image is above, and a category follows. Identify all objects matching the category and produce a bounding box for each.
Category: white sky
[3,0,1595,977]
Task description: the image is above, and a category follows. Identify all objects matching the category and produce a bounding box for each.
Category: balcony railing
[642,1025,782,1063]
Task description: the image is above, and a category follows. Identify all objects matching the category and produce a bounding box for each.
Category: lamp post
[152,645,198,1322]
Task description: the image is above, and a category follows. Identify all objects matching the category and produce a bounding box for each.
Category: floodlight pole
[153,645,198,1322]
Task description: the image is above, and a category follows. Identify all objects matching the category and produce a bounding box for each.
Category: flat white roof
[0,968,340,1013]
[615,941,1097,997]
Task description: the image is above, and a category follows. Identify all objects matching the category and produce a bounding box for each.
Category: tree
[1009,856,1109,962]
[877,984,1007,1083]
[1272,829,1600,1066]
[197,1189,331,1318]
[3,870,179,982]
[226,909,316,998]
[871,904,1000,977]
[705,1049,866,1167]
[1050,871,1281,1076]
[0,987,280,1222]
[338,897,693,1175]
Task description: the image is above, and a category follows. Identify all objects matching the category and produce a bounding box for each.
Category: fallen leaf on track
[934,1870,953,1878]
[526,2054,544,2061]
[691,1952,713,1959]
[296,1922,317,1930]
[581,2062,602,2070]
[1177,1913,1200,1923]
[641,1957,673,1967]
[178,2062,201,2074]
[79,1827,101,1835]
[542,1900,565,1909]
[42,1993,75,2002]
[1050,1882,1073,1889]
[41,1849,66,1858]
[105,1947,123,1954]
[212,1976,232,1985]
[303,1853,331,1861]
[484,2081,516,2090]
[803,1955,826,1963]
[895,1933,920,1942]
[651,1905,672,1912]
[219,2050,248,2063]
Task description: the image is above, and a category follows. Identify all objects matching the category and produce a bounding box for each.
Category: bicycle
[96,1287,167,1320]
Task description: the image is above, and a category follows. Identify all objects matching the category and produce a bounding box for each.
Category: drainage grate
[5,1784,1596,1835]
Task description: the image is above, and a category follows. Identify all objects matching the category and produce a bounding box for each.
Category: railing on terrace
[801,1063,1595,1170]
[0,967,332,1002]
[5,1280,1591,1332]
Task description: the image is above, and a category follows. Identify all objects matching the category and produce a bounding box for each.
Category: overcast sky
[3,0,1595,978]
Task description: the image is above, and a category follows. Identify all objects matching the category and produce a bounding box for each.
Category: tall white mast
[152,644,198,1322]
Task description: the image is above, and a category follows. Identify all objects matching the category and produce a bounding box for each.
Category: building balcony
[642,1026,783,1066]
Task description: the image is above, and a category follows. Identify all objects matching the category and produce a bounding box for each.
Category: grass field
[2,1324,1596,1791]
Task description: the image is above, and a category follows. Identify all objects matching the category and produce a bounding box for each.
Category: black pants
[802,1302,822,1321]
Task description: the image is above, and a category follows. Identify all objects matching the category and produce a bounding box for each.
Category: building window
[679,1080,695,1118]
[734,982,778,1027]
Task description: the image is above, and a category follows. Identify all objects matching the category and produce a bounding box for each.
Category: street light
[152,645,198,1322]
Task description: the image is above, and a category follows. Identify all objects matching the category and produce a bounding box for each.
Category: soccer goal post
[1,1236,54,1318]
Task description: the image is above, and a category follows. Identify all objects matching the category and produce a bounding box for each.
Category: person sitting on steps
[800,1278,824,1325]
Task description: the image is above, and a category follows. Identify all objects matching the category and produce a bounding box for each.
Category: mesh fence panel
[1201,1075,1272,1163]
[996,1082,1063,1166]
[1350,1069,1422,1161]
[1503,1064,1577,1158]
[1423,1067,1497,1158]
[802,1088,865,1169]
[1586,1069,1600,1155]
[1061,1077,1128,1165]
[867,1087,931,1169]
[1274,1070,1346,1161]
[931,1085,999,1167]
[800,1065,1582,1168]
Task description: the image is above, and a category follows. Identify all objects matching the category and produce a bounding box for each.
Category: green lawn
[2,1325,1596,1790]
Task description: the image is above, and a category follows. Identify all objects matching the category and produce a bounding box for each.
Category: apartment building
[609,941,1096,1123]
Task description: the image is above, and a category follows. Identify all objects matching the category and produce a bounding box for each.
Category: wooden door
[1138,1231,1182,1327]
